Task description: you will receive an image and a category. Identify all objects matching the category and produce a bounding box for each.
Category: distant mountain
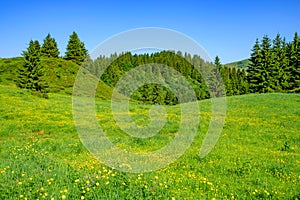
[224,59,250,69]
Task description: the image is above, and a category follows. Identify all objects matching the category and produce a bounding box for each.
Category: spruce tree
[64,31,88,65]
[288,32,300,92]
[237,69,248,94]
[271,34,289,91]
[41,33,60,58]
[17,40,48,97]
[220,66,230,95]
[260,35,273,92]
[247,37,273,93]
[214,56,222,70]
[247,39,261,92]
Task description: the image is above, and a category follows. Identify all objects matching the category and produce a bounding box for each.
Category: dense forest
[84,51,248,105]
[14,32,300,104]
[248,33,300,93]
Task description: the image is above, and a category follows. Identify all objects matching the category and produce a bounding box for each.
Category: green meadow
[0,85,299,199]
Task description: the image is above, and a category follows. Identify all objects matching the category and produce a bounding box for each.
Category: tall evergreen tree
[17,40,48,96]
[260,35,273,92]
[247,39,262,93]
[214,56,222,70]
[247,36,273,93]
[270,34,289,91]
[64,31,88,65]
[288,32,300,92]
[237,69,248,94]
[41,33,60,58]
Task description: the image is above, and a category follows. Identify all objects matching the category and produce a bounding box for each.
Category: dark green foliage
[215,57,248,96]
[247,32,300,93]
[96,51,213,105]
[248,39,262,93]
[16,40,48,97]
[287,32,300,92]
[270,34,289,91]
[214,56,222,70]
[64,31,88,65]
[41,33,60,58]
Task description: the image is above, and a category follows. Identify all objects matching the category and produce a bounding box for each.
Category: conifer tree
[17,40,48,97]
[214,56,222,70]
[247,39,261,92]
[64,31,88,65]
[271,34,289,91]
[247,37,274,93]
[259,35,273,92]
[288,32,300,92]
[220,66,230,95]
[41,33,60,58]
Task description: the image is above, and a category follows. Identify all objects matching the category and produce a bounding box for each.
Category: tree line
[16,32,87,96]
[247,33,300,93]
[16,31,299,102]
[84,51,248,104]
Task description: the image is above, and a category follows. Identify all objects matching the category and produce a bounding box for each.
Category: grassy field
[0,84,299,199]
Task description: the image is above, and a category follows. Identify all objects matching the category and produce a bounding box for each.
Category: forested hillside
[0,32,299,103]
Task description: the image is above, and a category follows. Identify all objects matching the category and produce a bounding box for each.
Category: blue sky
[1,0,299,63]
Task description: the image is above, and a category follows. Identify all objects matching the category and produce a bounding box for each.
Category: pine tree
[270,34,289,91]
[41,33,60,58]
[247,39,261,92]
[207,56,224,97]
[214,56,222,70]
[260,35,273,92]
[237,69,248,94]
[220,66,230,95]
[17,40,48,97]
[288,32,300,92]
[247,36,273,93]
[230,68,239,95]
[64,31,88,65]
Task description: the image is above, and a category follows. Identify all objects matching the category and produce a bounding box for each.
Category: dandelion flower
[61,195,66,200]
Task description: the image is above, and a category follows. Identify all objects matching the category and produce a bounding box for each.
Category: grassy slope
[0,57,117,99]
[224,59,250,69]
[0,85,299,199]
